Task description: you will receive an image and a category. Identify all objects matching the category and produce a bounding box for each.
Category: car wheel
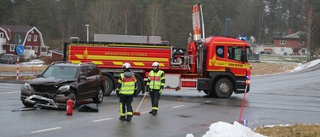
[93,87,104,103]
[22,101,35,108]
[214,78,233,98]
[103,76,114,96]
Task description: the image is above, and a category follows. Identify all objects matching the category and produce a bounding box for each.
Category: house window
[34,35,38,41]
[41,47,47,52]
[0,32,4,38]
[34,46,38,53]
[280,40,286,45]
[299,41,304,45]
[31,30,34,33]
[26,46,32,50]
[10,45,15,51]
[27,35,32,41]
[281,48,284,52]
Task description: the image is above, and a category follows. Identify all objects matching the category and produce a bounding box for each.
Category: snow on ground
[292,58,320,71]
[186,121,266,137]
[186,59,320,137]
[20,59,45,66]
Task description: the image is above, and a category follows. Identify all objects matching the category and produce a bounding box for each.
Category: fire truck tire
[103,75,114,96]
[134,73,144,96]
[213,78,233,98]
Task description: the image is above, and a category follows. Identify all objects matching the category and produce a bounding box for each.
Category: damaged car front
[21,65,78,109]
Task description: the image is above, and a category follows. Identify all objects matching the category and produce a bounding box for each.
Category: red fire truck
[62,3,251,98]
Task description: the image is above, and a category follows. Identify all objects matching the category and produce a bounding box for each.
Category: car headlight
[22,83,32,90]
[58,85,70,93]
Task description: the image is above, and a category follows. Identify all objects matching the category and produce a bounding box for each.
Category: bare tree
[304,3,320,61]
[87,0,118,35]
[118,0,130,35]
[145,1,165,36]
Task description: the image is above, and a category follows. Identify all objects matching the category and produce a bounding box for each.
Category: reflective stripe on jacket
[118,73,136,95]
[147,70,165,90]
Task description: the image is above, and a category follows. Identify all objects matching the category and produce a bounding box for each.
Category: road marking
[30,127,61,134]
[0,91,19,94]
[92,118,112,122]
[172,105,185,108]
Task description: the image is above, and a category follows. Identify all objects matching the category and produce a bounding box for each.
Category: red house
[273,31,307,55]
[0,25,49,58]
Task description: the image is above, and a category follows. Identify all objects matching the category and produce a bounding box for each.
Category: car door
[77,66,95,99]
[86,65,99,96]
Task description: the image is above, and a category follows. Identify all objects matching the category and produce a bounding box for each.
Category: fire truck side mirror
[241,49,245,64]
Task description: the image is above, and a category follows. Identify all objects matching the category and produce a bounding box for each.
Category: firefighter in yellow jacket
[146,62,165,115]
[116,62,137,121]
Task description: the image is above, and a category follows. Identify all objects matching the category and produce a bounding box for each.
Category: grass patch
[0,65,47,72]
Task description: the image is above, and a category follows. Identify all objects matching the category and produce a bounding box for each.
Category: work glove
[116,90,120,97]
[145,86,150,93]
[159,85,164,95]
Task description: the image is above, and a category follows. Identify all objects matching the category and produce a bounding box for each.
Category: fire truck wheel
[103,76,114,96]
[214,78,233,98]
[134,74,144,96]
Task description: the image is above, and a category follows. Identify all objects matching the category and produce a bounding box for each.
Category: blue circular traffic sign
[15,45,24,55]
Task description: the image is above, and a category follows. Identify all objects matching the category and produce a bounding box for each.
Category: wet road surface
[1,64,320,137]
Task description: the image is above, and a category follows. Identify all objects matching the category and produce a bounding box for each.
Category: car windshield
[42,66,78,79]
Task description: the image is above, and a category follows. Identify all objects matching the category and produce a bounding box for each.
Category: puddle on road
[12,107,40,112]
[177,114,192,118]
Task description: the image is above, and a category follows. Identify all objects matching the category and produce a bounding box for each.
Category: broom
[133,92,148,116]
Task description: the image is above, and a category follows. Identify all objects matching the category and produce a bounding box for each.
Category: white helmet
[152,62,159,67]
[122,62,131,69]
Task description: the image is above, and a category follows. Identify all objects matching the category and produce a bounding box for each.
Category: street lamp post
[85,24,89,42]
[224,18,231,36]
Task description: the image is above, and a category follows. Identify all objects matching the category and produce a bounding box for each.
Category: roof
[0,25,45,46]
[245,40,259,47]
[274,31,304,39]
[284,31,304,38]
[49,50,63,55]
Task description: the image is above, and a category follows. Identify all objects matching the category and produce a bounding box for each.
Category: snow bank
[186,121,266,137]
[292,58,320,72]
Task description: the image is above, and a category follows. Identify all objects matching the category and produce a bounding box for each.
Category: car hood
[28,78,75,85]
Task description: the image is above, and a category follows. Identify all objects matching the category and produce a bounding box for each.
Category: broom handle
[135,92,147,112]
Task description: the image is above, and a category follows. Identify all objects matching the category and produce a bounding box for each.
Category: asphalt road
[0,64,320,137]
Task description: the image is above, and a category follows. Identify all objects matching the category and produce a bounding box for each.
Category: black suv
[20,62,105,109]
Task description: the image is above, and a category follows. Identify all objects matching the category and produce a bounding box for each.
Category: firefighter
[146,62,166,115]
[116,62,137,121]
